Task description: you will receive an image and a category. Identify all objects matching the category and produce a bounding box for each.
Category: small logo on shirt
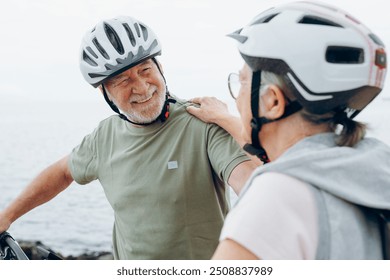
[167,161,178,170]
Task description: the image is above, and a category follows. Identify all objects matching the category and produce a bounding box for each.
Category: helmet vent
[134,23,141,37]
[86,46,98,59]
[92,38,110,59]
[326,46,364,64]
[299,16,343,28]
[123,23,136,46]
[251,13,279,25]
[104,24,125,55]
[140,24,149,41]
[83,51,98,66]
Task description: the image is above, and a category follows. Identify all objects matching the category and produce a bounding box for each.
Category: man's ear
[156,60,164,74]
[98,85,103,94]
[261,85,286,120]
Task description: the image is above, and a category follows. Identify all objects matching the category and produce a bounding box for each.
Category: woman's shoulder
[221,172,319,259]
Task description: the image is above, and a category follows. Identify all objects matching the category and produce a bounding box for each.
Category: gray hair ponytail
[300,110,367,147]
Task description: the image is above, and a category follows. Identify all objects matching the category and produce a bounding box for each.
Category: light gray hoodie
[241,133,390,259]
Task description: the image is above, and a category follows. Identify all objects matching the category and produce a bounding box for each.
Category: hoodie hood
[246,133,390,210]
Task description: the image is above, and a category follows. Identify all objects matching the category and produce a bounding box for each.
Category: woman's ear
[261,85,286,120]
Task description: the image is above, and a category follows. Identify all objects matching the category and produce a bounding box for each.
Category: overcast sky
[1,0,389,108]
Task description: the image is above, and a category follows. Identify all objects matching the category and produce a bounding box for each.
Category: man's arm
[187,97,245,144]
[187,97,262,165]
[187,97,260,194]
[0,155,74,233]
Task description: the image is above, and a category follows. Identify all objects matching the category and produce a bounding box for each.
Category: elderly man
[0,16,256,260]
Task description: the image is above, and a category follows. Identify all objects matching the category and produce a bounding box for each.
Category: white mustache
[130,86,157,104]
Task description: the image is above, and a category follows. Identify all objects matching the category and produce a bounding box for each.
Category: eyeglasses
[228,72,247,100]
[228,72,270,100]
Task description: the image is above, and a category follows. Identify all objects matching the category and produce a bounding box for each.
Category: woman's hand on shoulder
[186,96,231,125]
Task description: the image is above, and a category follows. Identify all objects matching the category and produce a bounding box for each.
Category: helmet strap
[150,56,177,122]
[243,70,270,163]
[243,71,302,163]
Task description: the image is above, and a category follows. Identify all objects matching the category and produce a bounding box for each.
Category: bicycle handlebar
[36,246,62,260]
[0,231,29,260]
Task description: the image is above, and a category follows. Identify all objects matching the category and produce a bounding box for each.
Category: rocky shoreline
[19,240,113,260]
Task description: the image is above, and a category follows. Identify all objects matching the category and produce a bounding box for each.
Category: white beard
[124,88,166,124]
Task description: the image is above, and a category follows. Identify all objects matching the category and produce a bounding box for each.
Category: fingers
[188,96,225,106]
[186,105,210,123]
[186,104,198,114]
[188,97,201,104]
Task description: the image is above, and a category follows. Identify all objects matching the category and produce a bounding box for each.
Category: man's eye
[142,67,151,72]
[116,78,129,87]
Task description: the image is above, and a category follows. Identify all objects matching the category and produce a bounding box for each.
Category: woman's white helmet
[80,16,161,88]
[229,1,387,117]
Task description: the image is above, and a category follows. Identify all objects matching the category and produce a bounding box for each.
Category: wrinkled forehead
[110,59,154,80]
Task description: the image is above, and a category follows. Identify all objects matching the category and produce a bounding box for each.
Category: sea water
[0,98,114,256]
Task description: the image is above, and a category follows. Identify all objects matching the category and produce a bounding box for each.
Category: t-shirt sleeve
[68,129,99,185]
[219,172,318,260]
[206,123,249,185]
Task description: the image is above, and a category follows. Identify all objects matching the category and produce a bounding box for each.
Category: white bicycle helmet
[80,16,162,88]
[229,1,387,116]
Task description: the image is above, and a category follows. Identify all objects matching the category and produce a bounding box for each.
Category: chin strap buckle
[243,143,270,164]
[159,97,176,122]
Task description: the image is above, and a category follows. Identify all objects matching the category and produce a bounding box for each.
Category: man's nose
[131,78,149,94]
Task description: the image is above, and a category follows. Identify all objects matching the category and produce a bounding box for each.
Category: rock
[65,251,114,260]
[19,240,113,260]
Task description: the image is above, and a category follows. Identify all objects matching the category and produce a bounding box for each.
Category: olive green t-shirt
[69,98,248,259]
